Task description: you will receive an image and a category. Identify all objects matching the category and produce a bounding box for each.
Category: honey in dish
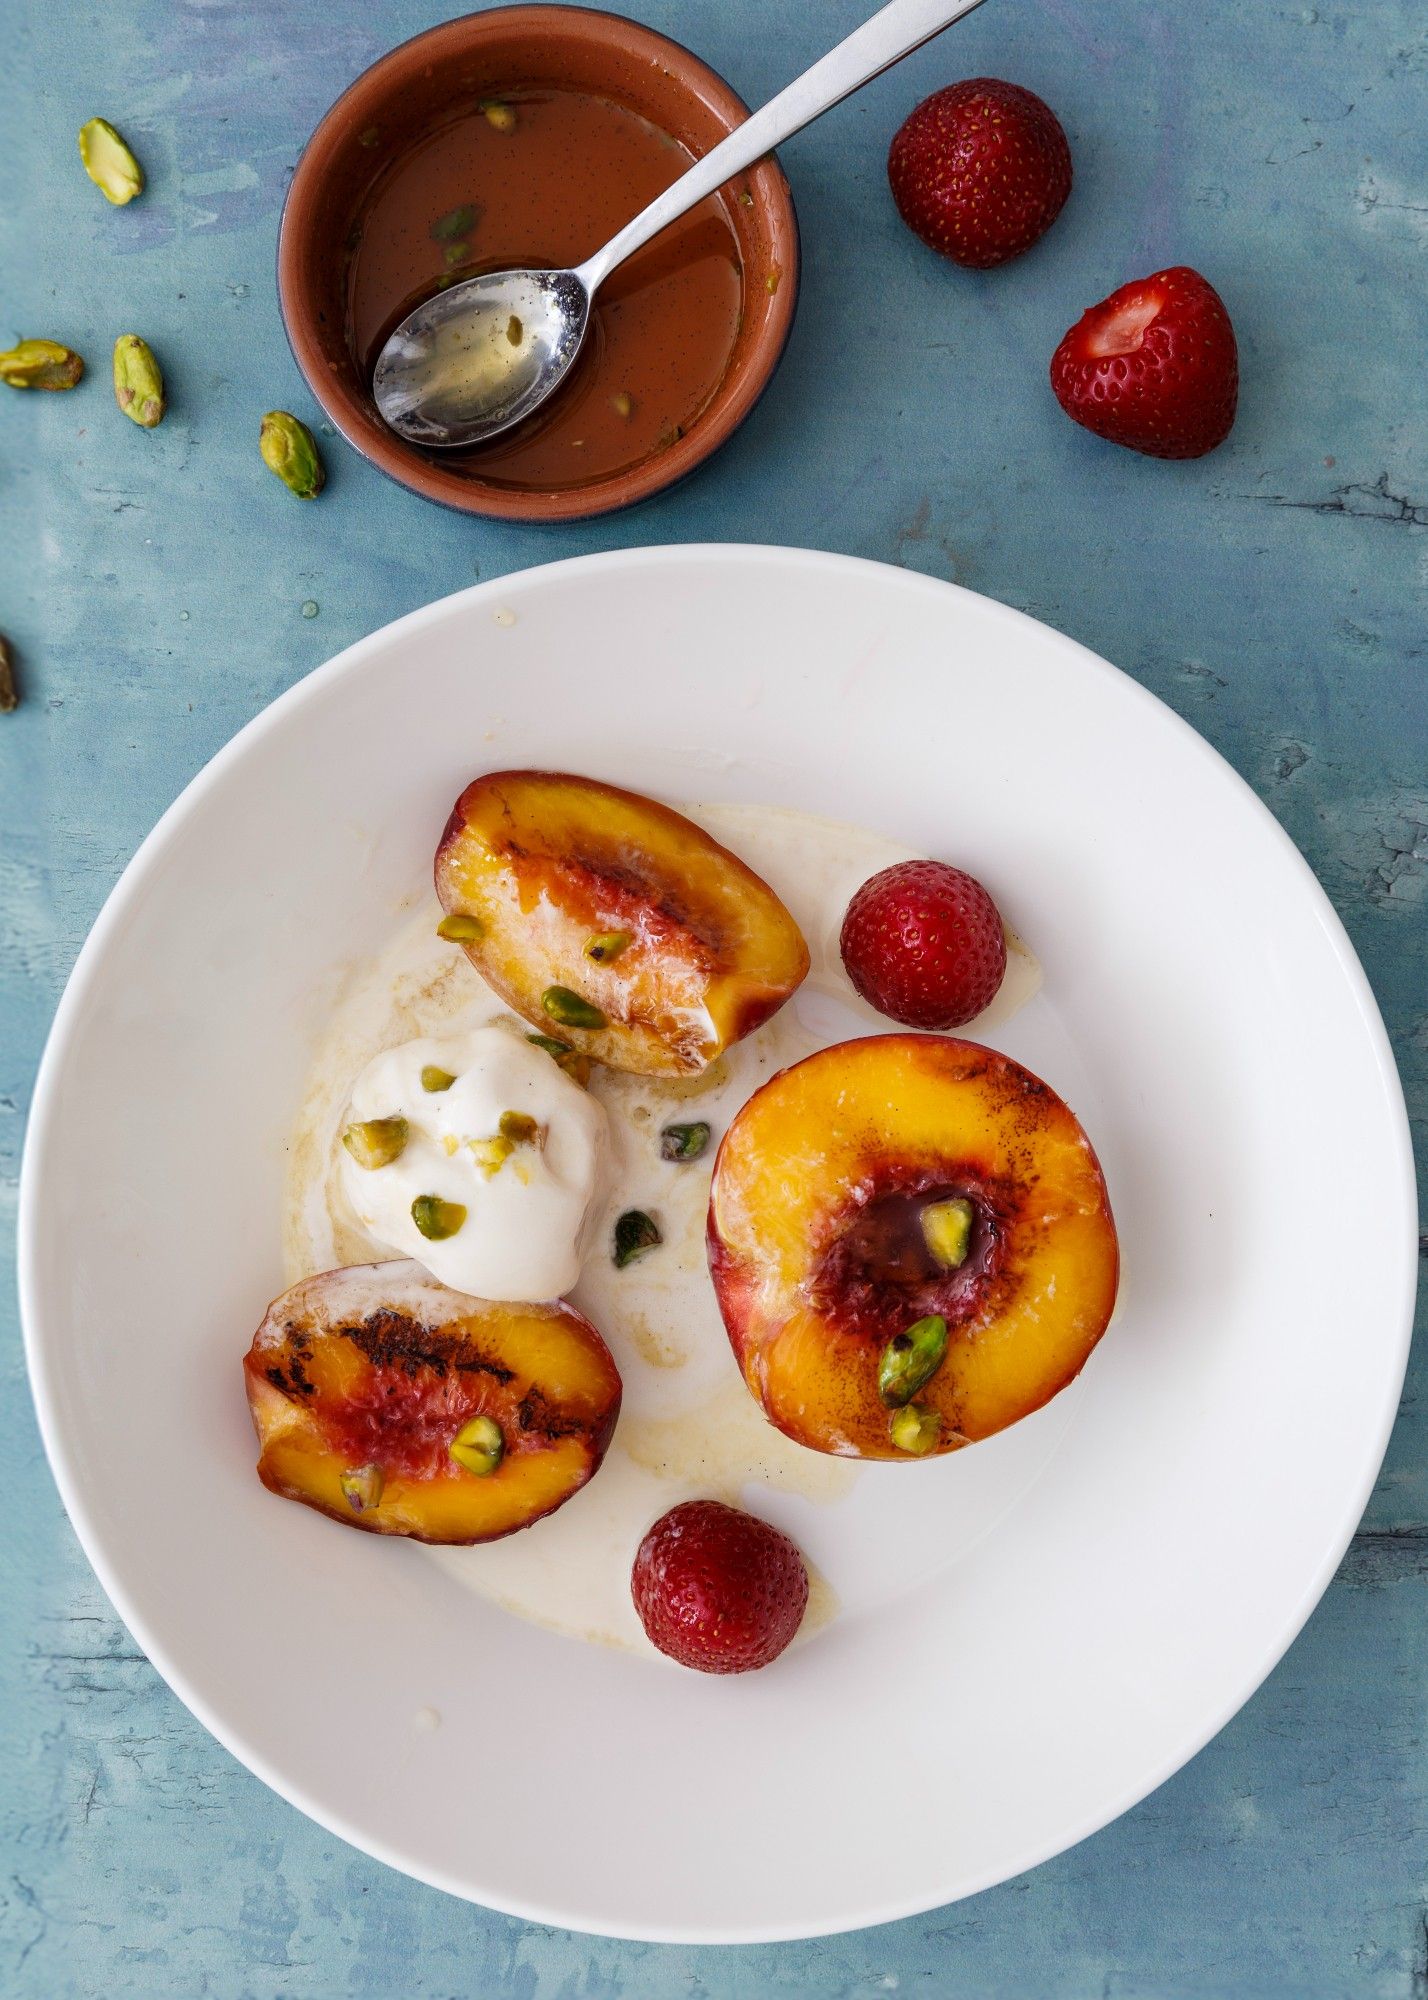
[348,89,744,492]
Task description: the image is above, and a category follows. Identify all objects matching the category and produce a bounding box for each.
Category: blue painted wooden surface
[3,0,1425,1990]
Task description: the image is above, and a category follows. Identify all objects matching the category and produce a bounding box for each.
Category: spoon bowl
[374,268,589,449]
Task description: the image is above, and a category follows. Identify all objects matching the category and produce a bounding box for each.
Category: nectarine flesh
[708,1035,1118,1460]
[244,1261,621,1541]
[434,770,809,1077]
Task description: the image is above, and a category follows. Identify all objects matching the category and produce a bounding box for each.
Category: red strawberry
[840,859,1006,1030]
[1050,265,1239,459]
[631,1500,808,1674]
[887,79,1072,269]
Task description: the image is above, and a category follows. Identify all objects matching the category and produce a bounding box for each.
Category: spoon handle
[575,0,990,293]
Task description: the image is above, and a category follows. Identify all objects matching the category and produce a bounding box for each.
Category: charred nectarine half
[708,1036,1118,1460]
[434,770,809,1077]
[244,1261,621,1541]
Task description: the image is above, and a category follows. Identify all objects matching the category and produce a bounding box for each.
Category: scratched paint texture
[2,0,1425,1992]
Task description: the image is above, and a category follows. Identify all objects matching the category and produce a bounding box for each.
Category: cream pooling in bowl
[339,1025,606,1300]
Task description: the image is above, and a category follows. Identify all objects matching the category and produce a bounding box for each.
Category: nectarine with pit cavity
[708,1036,1118,1460]
[434,771,809,1077]
[244,1260,621,1541]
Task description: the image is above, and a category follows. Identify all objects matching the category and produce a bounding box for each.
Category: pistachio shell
[112,335,166,427]
[259,410,325,499]
[78,118,144,205]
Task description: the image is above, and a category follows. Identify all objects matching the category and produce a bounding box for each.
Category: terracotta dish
[278,6,799,520]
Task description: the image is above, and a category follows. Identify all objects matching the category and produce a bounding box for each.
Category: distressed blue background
[3,0,1425,1992]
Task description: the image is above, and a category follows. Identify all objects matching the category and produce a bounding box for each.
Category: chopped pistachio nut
[436,911,484,942]
[584,929,631,964]
[443,241,470,268]
[358,125,382,148]
[0,339,84,391]
[613,1209,661,1269]
[112,334,165,428]
[766,265,783,295]
[442,1134,460,1156]
[0,636,17,716]
[878,1314,949,1409]
[921,1197,974,1271]
[259,410,325,499]
[498,1110,540,1146]
[660,1121,711,1164]
[342,1116,409,1170]
[506,314,523,345]
[470,1135,513,1178]
[340,1463,385,1513]
[78,118,144,204]
[411,1193,466,1240]
[542,985,606,1030]
[421,1065,457,1093]
[431,203,478,241]
[888,1402,942,1455]
[480,101,517,131]
[611,390,633,418]
[738,188,754,207]
[449,1413,504,1477]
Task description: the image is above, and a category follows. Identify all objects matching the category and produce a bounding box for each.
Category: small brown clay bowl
[277,5,800,522]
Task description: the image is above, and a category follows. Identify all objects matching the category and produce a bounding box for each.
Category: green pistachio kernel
[611,390,633,418]
[436,912,484,942]
[921,1197,974,1271]
[0,636,17,716]
[449,1414,504,1477]
[431,203,478,242]
[112,334,165,427]
[613,1209,661,1269]
[0,339,84,390]
[506,314,523,345]
[480,100,517,132]
[442,242,470,268]
[498,1110,540,1145]
[888,1402,943,1455]
[78,118,144,204]
[421,1065,457,1093]
[878,1315,950,1409]
[339,1463,385,1513]
[542,985,606,1031]
[584,930,631,964]
[259,409,325,499]
[342,1116,409,1170]
[660,1121,711,1164]
[411,1194,466,1240]
[470,1135,513,1177]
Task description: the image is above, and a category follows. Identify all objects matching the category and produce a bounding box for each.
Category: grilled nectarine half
[244,1261,621,1541]
[708,1036,1118,1460]
[434,770,809,1077]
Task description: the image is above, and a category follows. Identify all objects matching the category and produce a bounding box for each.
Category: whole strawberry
[632,1500,808,1674]
[841,859,1006,1030]
[1050,265,1238,459]
[888,79,1072,269]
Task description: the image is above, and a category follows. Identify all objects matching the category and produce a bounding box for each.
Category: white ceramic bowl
[19,547,1416,1942]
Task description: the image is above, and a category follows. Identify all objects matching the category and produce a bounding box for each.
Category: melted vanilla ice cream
[339,1025,606,1301]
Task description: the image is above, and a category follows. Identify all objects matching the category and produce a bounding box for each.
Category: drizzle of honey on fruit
[347,89,743,492]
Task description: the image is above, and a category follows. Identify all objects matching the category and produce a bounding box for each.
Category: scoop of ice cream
[338,1026,606,1301]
